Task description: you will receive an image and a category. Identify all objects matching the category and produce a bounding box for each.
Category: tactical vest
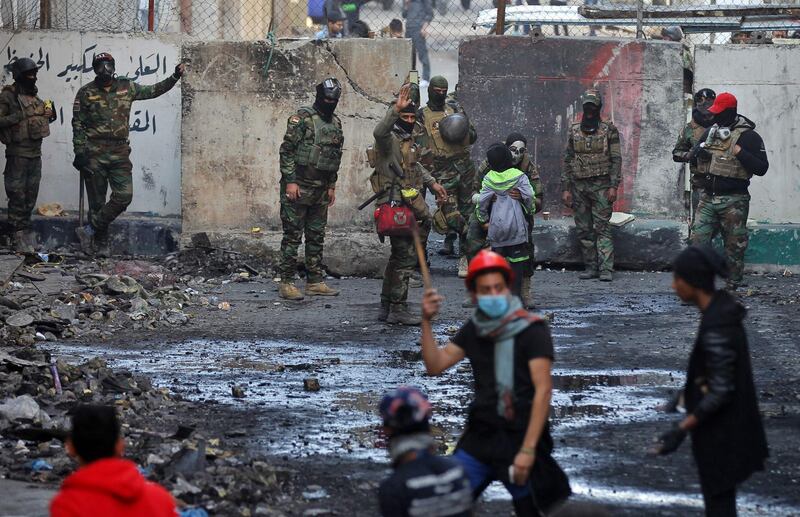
[0,89,50,144]
[570,122,612,179]
[698,125,750,180]
[422,104,469,159]
[294,107,344,175]
[369,135,421,195]
[686,121,706,176]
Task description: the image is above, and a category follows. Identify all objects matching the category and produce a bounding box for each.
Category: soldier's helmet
[317,77,342,101]
[581,89,602,108]
[11,58,37,81]
[92,52,115,68]
[439,113,469,144]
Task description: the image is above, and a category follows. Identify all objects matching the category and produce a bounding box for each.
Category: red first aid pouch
[374,203,417,237]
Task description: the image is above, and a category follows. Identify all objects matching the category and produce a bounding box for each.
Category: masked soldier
[690,92,768,290]
[371,83,446,325]
[414,76,477,276]
[278,78,344,301]
[673,88,715,223]
[463,133,543,307]
[73,52,184,257]
[561,89,622,282]
[0,58,56,253]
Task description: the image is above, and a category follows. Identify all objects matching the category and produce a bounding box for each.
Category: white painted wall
[0,30,182,217]
[694,44,800,224]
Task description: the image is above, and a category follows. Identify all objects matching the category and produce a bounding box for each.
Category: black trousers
[702,486,737,517]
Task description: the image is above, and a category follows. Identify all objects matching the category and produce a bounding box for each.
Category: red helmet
[465,250,513,290]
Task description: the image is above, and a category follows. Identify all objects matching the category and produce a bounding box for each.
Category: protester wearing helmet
[419,251,571,515]
[277,78,346,301]
[0,57,56,253]
[673,88,716,223]
[73,52,185,257]
[561,88,622,282]
[367,83,446,325]
[463,132,543,307]
[688,92,769,289]
[377,386,472,516]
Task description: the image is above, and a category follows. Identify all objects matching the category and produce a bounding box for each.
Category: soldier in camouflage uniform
[414,76,476,275]
[672,88,715,225]
[72,52,184,257]
[370,84,446,325]
[689,92,768,289]
[463,133,543,306]
[561,89,622,282]
[0,58,55,253]
[278,78,344,301]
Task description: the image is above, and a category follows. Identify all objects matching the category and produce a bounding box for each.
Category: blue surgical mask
[477,294,510,319]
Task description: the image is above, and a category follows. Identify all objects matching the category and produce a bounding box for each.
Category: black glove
[656,424,687,455]
[72,151,89,171]
[173,63,185,79]
[690,143,711,163]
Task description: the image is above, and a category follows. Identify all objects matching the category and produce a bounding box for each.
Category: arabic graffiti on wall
[0,31,182,216]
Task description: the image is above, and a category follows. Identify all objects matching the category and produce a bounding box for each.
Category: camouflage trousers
[572,177,614,273]
[3,155,41,231]
[279,185,330,284]
[463,211,536,276]
[381,221,431,306]
[83,142,133,239]
[691,192,750,283]
[433,157,475,248]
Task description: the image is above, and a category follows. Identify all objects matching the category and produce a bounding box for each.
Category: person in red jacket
[51,404,176,517]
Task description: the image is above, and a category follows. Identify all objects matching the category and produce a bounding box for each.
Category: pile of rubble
[0,347,297,515]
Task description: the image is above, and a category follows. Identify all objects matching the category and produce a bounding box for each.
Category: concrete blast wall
[181,38,412,234]
[695,44,800,224]
[459,36,686,218]
[0,30,182,217]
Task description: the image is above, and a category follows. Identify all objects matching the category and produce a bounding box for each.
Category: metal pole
[148,0,155,31]
[40,0,51,29]
[635,0,644,38]
[495,0,506,35]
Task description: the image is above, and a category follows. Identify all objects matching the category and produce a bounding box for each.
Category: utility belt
[88,136,129,145]
[295,164,335,184]
[701,174,749,196]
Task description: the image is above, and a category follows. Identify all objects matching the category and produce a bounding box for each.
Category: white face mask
[508,141,526,166]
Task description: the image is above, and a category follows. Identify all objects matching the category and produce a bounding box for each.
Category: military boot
[378,301,390,322]
[94,236,111,258]
[12,230,34,254]
[386,304,421,326]
[437,235,455,256]
[408,271,423,289]
[457,256,468,278]
[306,282,339,296]
[599,271,613,282]
[279,282,304,300]
[75,225,95,256]
[578,268,598,280]
[24,230,38,252]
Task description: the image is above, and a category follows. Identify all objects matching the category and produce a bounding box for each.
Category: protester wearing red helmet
[419,250,571,515]
[689,92,769,289]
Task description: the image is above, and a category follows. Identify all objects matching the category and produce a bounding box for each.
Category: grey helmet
[439,113,469,145]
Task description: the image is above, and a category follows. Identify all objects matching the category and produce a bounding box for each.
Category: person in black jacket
[377,386,472,516]
[655,245,768,517]
[689,92,769,289]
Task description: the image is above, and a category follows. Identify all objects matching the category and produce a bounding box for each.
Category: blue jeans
[453,448,532,500]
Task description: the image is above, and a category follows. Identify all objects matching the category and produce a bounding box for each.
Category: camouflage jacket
[673,119,706,182]
[279,107,344,190]
[561,120,622,191]
[72,75,178,152]
[413,99,477,173]
[0,84,54,157]
[474,155,543,213]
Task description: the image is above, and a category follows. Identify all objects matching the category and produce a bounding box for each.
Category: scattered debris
[231,386,246,398]
[303,378,321,392]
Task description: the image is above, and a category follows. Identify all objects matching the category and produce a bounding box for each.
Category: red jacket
[50,458,176,517]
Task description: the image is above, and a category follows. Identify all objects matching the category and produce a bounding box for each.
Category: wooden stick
[411,227,432,291]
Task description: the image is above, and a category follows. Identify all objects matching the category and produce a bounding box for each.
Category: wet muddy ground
[46,261,800,516]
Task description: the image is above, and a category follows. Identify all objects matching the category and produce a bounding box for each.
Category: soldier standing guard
[370,83,446,325]
[278,78,344,301]
[561,89,622,282]
[673,88,716,225]
[0,58,56,253]
[72,52,184,257]
[414,76,476,277]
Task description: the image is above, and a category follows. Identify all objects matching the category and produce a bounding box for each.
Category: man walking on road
[403,0,433,86]
[419,250,571,515]
[72,52,184,257]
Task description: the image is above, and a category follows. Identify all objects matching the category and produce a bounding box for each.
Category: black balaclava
[581,103,601,133]
[17,72,37,94]
[427,76,448,110]
[673,245,729,292]
[486,142,513,171]
[313,78,342,122]
[12,58,38,94]
[692,108,714,128]
[394,103,416,135]
[713,107,738,128]
[504,132,527,147]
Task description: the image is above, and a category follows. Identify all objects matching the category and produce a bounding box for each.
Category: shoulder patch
[289,114,302,125]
